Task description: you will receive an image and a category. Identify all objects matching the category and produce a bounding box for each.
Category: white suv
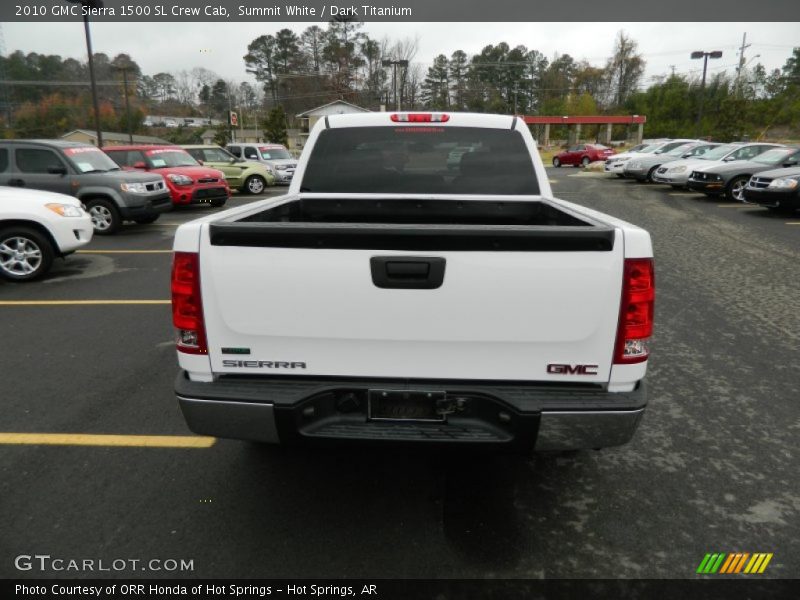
[0,186,93,281]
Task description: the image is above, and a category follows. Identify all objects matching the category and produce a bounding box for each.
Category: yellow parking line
[785,222,800,225]
[669,193,700,196]
[77,250,172,254]
[717,204,753,208]
[0,433,215,448]
[0,300,170,306]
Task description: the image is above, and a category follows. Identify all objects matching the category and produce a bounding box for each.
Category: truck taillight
[614,258,654,364]
[171,251,208,355]
[390,113,450,123]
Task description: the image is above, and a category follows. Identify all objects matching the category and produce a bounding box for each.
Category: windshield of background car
[301,126,539,195]
[638,143,661,153]
[145,149,198,168]
[201,147,235,162]
[752,148,795,165]
[259,147,292,160]
[695,144,738,160]
[64,147,120,172]
[665,143,696,157]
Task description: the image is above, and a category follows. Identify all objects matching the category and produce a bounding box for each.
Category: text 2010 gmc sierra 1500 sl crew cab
[172,112,655,452]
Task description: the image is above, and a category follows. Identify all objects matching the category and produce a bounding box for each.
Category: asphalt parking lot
[1,175,798,579]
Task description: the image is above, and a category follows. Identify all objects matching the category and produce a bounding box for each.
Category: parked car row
[0,139,290,236]
[0,139,289,281]
[591,137,800,212]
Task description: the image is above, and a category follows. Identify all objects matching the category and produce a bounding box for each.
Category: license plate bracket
[368,389,446,422]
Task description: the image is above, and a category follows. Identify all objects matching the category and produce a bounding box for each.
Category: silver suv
[226,143,297,185]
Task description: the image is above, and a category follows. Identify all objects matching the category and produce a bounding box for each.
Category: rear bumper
[175,372,647,452]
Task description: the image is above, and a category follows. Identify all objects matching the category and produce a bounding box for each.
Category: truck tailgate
[199,216,624,384]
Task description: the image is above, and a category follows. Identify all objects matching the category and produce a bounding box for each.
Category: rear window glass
[301,126,539,195]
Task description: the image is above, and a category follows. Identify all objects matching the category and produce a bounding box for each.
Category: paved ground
[1,175,798,579]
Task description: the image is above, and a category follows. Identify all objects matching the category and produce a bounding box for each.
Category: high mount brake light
[171,252,208,355]
[613,258,655,364]
[391,113,450,123]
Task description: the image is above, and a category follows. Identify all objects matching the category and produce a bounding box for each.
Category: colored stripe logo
[696,553,773,574]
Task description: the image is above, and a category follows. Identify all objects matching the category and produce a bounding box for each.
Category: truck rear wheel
[85,198,121,235]
[0,226,55,281]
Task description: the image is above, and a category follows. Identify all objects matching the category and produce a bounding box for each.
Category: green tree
[263,105,288,146]
[212,122,230,146]
[244,35,280,104]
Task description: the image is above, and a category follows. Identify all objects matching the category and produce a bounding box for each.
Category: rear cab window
[0,148,8,172]
[300,126,539,195]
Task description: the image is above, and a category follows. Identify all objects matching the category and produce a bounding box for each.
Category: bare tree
[605,31,645,108]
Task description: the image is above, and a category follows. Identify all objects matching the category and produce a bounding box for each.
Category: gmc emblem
[547,363,599,375]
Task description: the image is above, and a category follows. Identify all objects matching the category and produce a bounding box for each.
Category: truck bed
[209,197,616,252]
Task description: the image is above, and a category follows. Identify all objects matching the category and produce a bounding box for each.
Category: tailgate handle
[370,257,445,289]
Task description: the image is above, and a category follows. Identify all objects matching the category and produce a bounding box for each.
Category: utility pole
[112,64,134,143]
[67,0,105,147]
[382,59,409,111]
[735,32,752,97]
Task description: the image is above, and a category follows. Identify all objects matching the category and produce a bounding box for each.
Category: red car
[552,144,615,167]
[104,145,230,207]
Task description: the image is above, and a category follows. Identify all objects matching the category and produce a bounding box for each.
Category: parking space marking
[0,433,216,448]
[0,300,170,306]
[717,204,756,208]
[77,250,172,254]
[786,222,800,225]
[669,193,700,197]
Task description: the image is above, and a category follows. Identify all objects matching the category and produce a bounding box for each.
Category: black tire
[552,157,561,167]
[133,215,159,225]
[243,175,267,195]
[616,173,625,178]
[581,156,590,167]
[671,185,682,189]
[725,176,749,202]
[85,198,121,235]
[211,198,227,208]
[0,226,55,282]
[646,166,659,183]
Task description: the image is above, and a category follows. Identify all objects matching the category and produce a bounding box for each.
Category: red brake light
[171,252,208,354]
[391,113,450,123]
[613,258,655,364]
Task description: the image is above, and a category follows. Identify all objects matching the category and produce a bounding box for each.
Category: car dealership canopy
[521,115,647,146]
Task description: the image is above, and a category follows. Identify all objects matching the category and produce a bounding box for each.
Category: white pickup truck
[172,112,654,452]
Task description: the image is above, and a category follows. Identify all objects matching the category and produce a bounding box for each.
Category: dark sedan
[743,166,800,213]
[686,146,800,201]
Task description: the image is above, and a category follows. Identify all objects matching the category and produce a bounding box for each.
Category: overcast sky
[4,21,799,89]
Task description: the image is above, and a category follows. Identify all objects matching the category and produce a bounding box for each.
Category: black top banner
[3,0,799,22]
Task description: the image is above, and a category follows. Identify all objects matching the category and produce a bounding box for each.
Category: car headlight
[616,157,630,163]
[218,173,226,180]
[670,166,687,173]
[120,182,148,193]
[768,178,799,190]
[167,174,193,186]
[46,203,84,217]
[275,165,288,171]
